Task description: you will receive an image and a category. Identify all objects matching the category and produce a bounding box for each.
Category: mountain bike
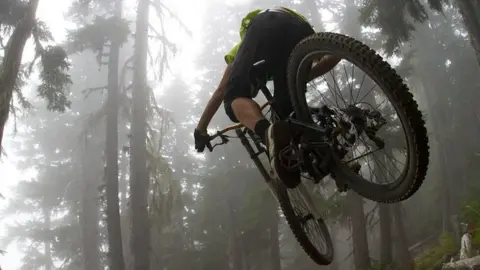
[205,32,429,265]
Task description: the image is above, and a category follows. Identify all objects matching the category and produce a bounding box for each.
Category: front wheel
[271,177,334,265]
[287,32,429,203]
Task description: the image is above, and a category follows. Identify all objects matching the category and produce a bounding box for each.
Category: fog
[0,0,480,269]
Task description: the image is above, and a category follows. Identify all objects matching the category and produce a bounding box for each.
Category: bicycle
[205,32,430,265]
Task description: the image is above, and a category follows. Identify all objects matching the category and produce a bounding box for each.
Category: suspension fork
[235,80,278,182]
[236,128,283,203]
[235,128,271,182]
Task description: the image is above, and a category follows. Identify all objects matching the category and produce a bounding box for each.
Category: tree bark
[227,200,243,270]
[119,151,128,212]
[379,203,393,266]
[119,151,132,268]
[0,0,39,150]
[130,0,151,269]
[347,191,371,270]
[81,142,101,270]
[393,203,414,270]
[456,0,480,66]
[105,0,126,269]
[43,207,53,270]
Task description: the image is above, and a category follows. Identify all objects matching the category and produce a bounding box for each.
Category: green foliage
[358,0,447,55]
[0,6,73,121]
[461,187,480,225]
[11,64,33,111]
[32,20,54,43]
[359,0,425,55]
[67,0,116,24]
[0,0,29,28]
[460,186,480,249]
[67,16,130,57]
[415,233,457,270]
[37,45,72,112]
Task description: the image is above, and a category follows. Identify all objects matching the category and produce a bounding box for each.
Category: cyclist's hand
[194,128,210,152]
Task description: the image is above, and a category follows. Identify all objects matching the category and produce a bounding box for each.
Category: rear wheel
[272,177,334,265]
[287,32,429,203]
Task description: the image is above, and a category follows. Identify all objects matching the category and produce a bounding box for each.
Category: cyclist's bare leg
[231,95,300,188]
[231,97,271,145]
[309,55,341,81]
[231,97,264,131]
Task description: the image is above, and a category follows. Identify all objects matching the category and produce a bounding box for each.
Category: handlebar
[205,123,241,152]
[206,100,271,152]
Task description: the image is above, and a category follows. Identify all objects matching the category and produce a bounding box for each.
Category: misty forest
[0,0,480,269]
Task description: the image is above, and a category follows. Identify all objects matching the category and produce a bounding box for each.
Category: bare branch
[147,47,158,80]
[32,30,45,52]
[82,86,108,99]
[77,103,107,142]
[119,56,134,93]
[26,52,41,76]
[150,0,192,37]
[148,24,176,49]
[148,21,176,80]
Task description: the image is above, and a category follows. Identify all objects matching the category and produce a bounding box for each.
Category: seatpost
[259,83,274,101]
[257,80,286,121]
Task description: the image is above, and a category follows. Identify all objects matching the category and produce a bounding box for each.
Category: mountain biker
[194,7,340,188]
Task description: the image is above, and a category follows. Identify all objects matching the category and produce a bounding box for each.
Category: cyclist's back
[223,7,313,120]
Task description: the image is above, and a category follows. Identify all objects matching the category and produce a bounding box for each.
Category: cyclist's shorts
[223,9,314,122]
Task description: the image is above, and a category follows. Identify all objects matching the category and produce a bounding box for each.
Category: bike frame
[207,78,324,220]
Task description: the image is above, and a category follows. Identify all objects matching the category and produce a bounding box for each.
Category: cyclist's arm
[196,63,233,131]
[308,55,341,82]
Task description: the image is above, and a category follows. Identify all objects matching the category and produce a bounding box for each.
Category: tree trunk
[227,200,243,270]
[105,0,126,269]
[43,207,53,270]
[0,0,39,149]
[392,203,414,270]
[456,0,480,66]
[120,151,128,212]
[379,203,393,266]
[130,0,151,269]
[347,191,371,270]
[119,151,132,269]
[81,142,101,270]
[270,210,281,270]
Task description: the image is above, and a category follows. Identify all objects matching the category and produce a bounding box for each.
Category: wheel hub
[313,105,387,157]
